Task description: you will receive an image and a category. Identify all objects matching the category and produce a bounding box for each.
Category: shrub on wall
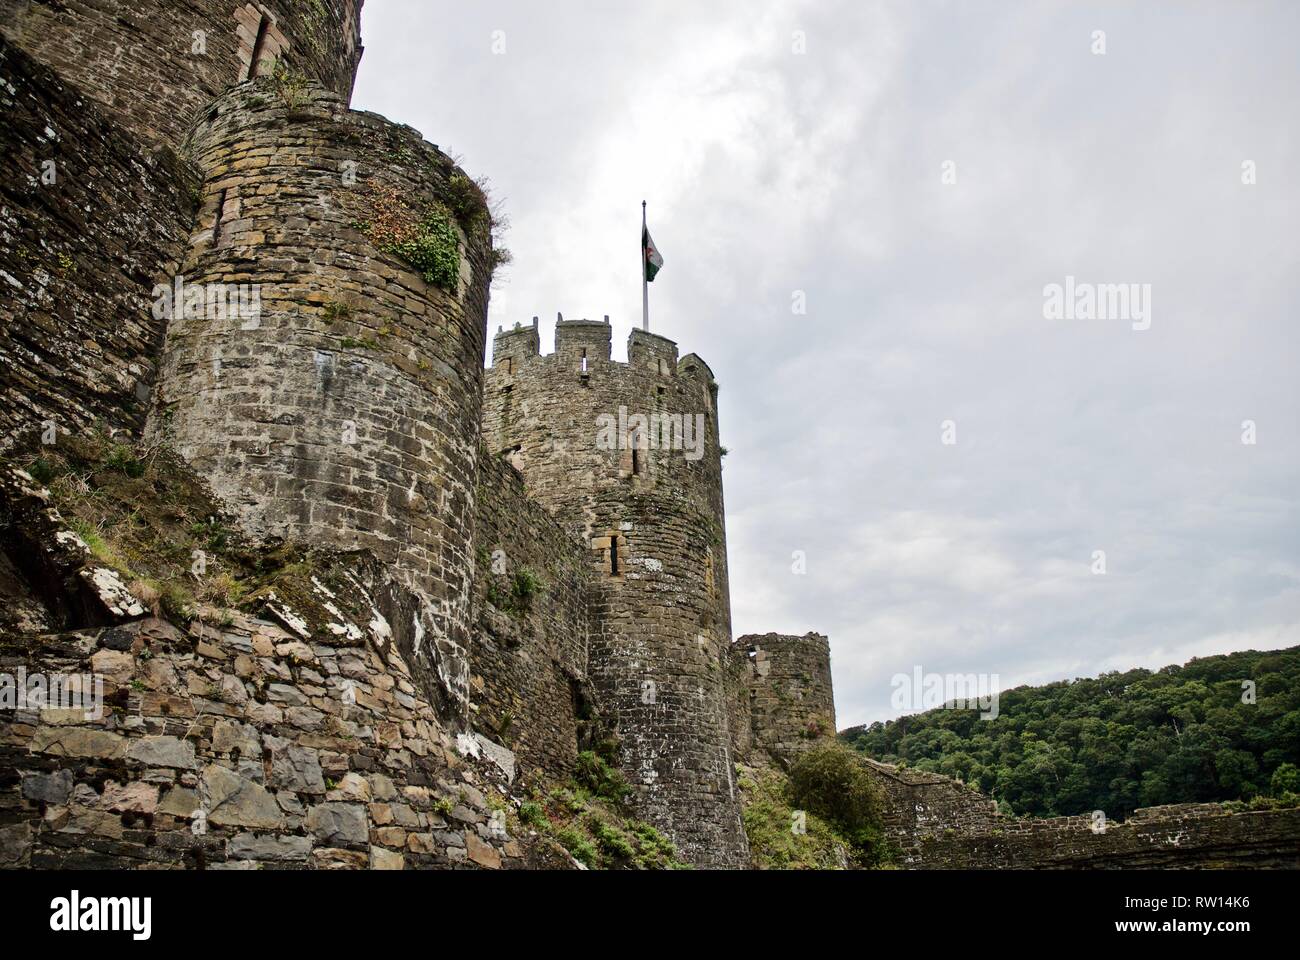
[787,742,886,855]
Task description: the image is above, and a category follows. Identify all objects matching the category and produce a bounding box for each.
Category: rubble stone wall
[860,756,1300,869]
[469,446,596,779]
[0,39,198,452]
[0,0,364,149]
[0,545,535,871]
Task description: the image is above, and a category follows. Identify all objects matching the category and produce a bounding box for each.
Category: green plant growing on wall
[574,750,631,805]
[269,60,309,108]
[386,209,460,289]
[444,173,489,231]
[28,458,57,485]
[489,247,513,278]
[321,300,353,326]
[787,742,887,860]
[361,182,462,291]
[511,567,544,608]
[104,444,145,478]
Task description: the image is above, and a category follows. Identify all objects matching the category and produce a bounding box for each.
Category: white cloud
[356,1,1300,730]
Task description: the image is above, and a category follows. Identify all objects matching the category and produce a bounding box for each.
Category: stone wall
[149,79,494,718]
[483,318,749,868]
[0,0,363,150]
[860,757,1001,845]
[469,446,595,779]
[0,38,198,452]
[733,632,836,768]
[0,468,546,870]
[903,802,1300,869]
[860,756,1300,869]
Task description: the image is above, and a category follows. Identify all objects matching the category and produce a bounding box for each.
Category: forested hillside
[842,647,1300,819]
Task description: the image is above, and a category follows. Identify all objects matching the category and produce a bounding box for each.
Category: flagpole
[641,200,649,331]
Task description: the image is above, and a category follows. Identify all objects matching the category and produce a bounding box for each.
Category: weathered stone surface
[312,848,369,871]
[0,41,198,451]
[213,720,261,758]
[229,833,312,862]
[203,765,285,830]
[0,823,33,867]
[21,769,73,804]
[128,736,196,769]
[465,831,501,869]
[100,781,160,815]
[369,846,404,870]
[305,803,367,847]
[328,773,371,802]
[90,648,135,684]
[0,0,363,150]
[157,788,200,819]
[30,727,127,760]
[267,739,326,795]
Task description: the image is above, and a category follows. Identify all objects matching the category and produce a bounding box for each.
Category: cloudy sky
[354,1,1300,728]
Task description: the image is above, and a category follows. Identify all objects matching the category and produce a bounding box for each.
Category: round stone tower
[0,0,364,148]
[735,632,837,768]
[483,317,749,867]
[149,78,495,715]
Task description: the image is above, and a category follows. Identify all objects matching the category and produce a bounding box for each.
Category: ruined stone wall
[0,496,543,870]
[733,632,836,768]
[902,802,1300,869]
[482,318,749,868]
[859,757,1300,868]
[469,447,595,779]
[860,757,1001,846]
[148,80,494,717]
[0,39,199,452]
[0,0,363,150]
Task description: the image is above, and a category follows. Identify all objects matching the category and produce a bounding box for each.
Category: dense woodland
[842,646,1300,819]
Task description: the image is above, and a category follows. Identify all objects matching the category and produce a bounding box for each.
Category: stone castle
[1,2,1296,870]
[0,0,836,869]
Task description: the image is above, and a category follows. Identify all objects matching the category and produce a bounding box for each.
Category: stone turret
[733,632,837,768]
[482,318,748,868]
[149,78,495,716]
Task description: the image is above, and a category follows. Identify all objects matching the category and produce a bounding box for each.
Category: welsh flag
[643,226,664,281]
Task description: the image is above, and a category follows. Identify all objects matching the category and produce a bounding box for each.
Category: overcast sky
[354,1,1300,728]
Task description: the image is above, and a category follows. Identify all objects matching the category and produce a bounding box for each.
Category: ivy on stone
[384,209,460,290]
[361,181,462,291]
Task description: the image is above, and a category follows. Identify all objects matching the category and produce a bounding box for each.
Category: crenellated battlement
[482,314,746,866]
[491,317,716,393]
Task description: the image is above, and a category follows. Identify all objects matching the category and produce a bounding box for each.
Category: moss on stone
[359,180,461,291]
